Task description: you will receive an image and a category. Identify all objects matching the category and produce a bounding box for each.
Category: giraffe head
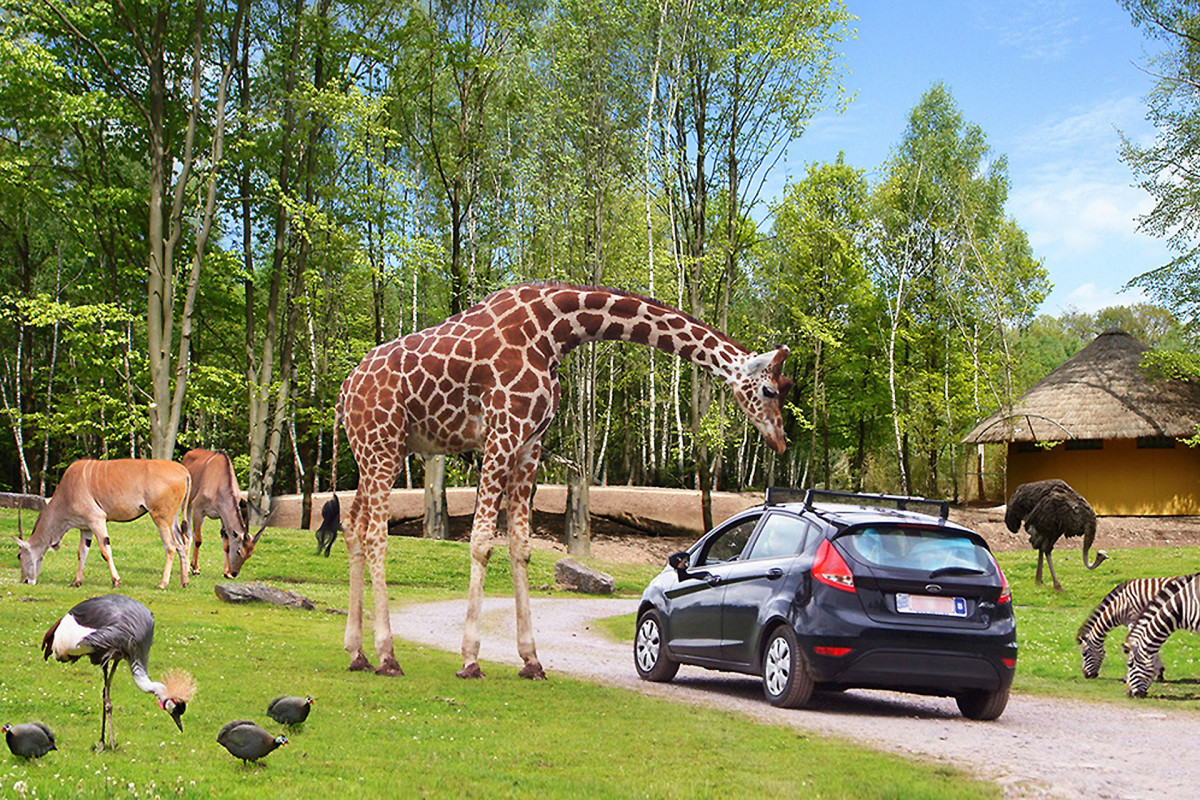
[730,346,792,454]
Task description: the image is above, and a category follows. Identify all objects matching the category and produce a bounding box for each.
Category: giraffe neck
[536,285,749,381]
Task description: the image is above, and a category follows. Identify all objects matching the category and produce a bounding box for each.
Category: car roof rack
[765,487,950,521]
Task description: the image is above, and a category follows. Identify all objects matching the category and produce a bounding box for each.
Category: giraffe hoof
[519,662,547,680]
[456,663,485,679]
[69,580,82,588]
[376,656,404,677]
[348,653,374,672]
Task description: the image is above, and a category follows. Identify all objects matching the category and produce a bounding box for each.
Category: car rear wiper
[928,566,986,578]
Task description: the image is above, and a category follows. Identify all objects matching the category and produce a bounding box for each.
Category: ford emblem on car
[926,584,943,593]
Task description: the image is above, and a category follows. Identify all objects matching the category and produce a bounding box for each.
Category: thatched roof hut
[964,330,1200,515]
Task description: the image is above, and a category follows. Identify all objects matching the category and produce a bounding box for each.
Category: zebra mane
[1076,580,1133,644]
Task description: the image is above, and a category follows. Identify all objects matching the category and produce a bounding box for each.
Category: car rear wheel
[955,687,1010,720]
[762,627,813,708]
[634,609,679,682]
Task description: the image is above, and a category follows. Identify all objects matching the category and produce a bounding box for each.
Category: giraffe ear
[743,346,789,377]
[742,351,775,376]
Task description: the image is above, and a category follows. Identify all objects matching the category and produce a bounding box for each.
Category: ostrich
[217,720,288,764]
[1005,478,1107,591]
[41,594,195,750]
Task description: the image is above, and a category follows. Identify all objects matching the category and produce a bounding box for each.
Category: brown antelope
[13,458,193,589]
[180,449,260,578]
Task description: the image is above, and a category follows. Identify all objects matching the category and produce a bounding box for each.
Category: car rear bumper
[798,626,1017,694]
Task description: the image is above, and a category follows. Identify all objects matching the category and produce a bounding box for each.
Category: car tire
[634,609,679,682]
[955,687,1009,720]
[762,626,814,708]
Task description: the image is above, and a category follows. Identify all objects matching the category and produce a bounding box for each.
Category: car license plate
[896,593,968,617]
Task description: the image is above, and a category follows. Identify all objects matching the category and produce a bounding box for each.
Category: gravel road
[391,596,1199,800]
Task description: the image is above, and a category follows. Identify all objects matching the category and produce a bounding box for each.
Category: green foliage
[0,511,995,799]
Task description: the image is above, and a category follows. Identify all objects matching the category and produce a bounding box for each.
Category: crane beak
[168,700,187,732]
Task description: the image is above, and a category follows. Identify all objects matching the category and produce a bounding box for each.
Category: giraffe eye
[762,386,777,399]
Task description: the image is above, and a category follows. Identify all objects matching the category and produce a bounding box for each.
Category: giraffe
[337,282,792,679]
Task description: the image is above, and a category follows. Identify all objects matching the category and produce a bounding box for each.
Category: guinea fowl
[1005,478,1107,591]
[217,720,288,764]
[42,594,195,750]
[267,695,313,727]
[3,723,57,759]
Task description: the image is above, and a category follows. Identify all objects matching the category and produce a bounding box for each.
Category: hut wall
[1007,439,1200,515]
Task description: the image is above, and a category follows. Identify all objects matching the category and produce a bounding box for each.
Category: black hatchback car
[634,488,1017,719]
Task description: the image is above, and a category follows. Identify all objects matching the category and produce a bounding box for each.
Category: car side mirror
[668,551,691,578]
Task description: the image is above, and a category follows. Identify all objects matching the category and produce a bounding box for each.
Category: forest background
[2,0,1199,544]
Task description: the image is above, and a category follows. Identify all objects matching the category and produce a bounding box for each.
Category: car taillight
[991,553,1011,605]
[813,539,855,592]
[814,645,853,657]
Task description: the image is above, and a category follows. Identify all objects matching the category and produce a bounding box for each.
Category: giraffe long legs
[458,488,499,679]
[344,456,403,676]
[507,443,544,679]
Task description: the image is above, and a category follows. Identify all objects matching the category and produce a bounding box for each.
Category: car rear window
[838,526,992,573]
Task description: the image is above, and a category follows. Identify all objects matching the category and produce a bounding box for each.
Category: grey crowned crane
[3,722,56,759]
[267,695,313,727]
[217,720,288,764]
[41,594,195,750]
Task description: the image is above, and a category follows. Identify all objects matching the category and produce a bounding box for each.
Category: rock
[0,492,47,511]
[214,582,315,610]
[554,557,615,595]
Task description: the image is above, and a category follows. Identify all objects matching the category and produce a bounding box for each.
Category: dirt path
[392,597,1198,800]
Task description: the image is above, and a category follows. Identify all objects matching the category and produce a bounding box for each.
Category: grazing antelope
[181,449,259,578]
[13,458,193,589]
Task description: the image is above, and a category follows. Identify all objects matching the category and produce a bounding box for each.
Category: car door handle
[766,568,784,580]
[706,574,723,587]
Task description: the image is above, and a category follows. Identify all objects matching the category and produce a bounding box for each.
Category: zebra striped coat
[1077,576,1189,679]
[1124,573,1200,697]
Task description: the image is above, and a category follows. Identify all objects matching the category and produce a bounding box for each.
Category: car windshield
[839,526,991,573]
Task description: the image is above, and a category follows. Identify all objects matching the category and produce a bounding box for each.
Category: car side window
[744,513,809,560]
[698,516,760,566]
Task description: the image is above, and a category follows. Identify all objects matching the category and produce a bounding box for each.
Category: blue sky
[779,0,1172,316]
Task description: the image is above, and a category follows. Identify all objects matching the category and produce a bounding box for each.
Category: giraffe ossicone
[337,282,792,679]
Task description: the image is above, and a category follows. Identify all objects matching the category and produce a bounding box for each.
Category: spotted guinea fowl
[267,695,313,727]
[42,594,196,750]
[217,720,288,764]
[1005,478,1106,591]
[3,722,57,759]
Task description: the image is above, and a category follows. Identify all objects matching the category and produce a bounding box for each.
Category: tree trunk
[564,472,590,557]
[423,455,448,540]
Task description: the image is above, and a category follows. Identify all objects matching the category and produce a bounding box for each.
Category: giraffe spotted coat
[338,282,792,678]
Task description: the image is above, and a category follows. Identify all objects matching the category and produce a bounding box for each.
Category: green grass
[596,543,1200,709]
[0,510,994,799]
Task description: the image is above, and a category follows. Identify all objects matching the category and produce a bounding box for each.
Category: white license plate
[896,593,968,617]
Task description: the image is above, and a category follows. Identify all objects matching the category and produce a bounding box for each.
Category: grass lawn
[0,509,995,800]
[597,540,1200,708]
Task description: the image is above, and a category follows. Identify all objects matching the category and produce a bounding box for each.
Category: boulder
[554,557,615,595]
[0,492,47,511]
[214,581,315,610]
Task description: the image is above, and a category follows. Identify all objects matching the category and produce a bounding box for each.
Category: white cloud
[1054,282,1149,314]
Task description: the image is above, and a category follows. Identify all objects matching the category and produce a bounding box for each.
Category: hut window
[1137,436,1176,449]
[1065,439,1103,451]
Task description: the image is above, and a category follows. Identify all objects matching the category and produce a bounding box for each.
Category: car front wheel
[762,626,814,708]
[634,609,679,682]
[955,687,1010,720]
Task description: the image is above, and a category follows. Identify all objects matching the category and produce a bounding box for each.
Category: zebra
[1076,575,1190,679]
[1125,573,1200,697]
